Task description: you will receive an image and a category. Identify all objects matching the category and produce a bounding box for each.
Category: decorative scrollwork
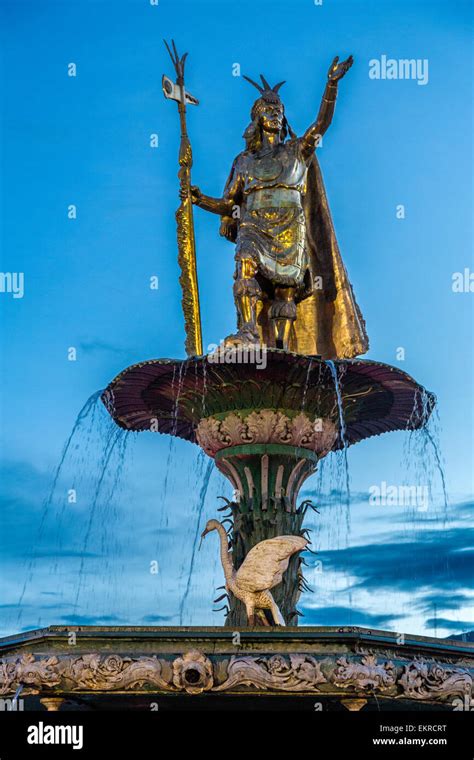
[0,651,472,703]
[330,654,397,691]
[213,654,327,692]
[0,653,171,695]
[398,660,473,701]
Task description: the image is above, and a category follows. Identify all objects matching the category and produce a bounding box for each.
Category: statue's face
[259,102,284,133]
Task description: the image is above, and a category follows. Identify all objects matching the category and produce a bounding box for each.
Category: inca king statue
[186,56,369,357]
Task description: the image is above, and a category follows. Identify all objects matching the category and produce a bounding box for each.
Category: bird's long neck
[215,522,234,584]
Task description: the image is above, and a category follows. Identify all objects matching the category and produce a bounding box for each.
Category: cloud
[301,486,369,506]
[140,614,176,623]
[57,614,125,625]
[425,617,474,632]
[314,523,474,593]
[79,339,128,355]
[413,592,474,614]
[301,605,401,628]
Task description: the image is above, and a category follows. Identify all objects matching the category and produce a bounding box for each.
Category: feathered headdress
[242,73,286,105]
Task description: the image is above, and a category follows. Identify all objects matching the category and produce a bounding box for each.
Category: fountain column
[196,410,337,625]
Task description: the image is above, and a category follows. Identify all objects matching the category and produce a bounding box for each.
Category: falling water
[425,425,449,516]
[15,390,133,627]
[325,360,351,530]
[17,391,103,612]
[402,388,449,523]
[297,360,354,614]
[37,391,104,539]
[172,360,187,436]
[300,371,452,632]
[178,455,214,625]
[161,362,188,517]
[73,426,130,609]
[300,357,313,413]
[307,456,351,551]
[12,684,24,710]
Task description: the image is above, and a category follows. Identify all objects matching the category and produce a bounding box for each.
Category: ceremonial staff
[162,40,203,357]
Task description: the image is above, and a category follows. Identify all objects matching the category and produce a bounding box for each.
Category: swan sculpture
[200,518,308,626]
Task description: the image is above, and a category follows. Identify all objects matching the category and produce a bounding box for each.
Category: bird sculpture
[200,519,308,626]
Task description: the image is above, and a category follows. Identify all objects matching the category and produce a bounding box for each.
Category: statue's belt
[246,188,303,211]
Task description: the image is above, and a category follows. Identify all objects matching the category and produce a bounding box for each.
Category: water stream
[325,360,351,533]
[178,455,214,625]
[402,389,449,521]
[15,391,133,627]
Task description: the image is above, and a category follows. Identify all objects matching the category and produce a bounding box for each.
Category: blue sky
[0,0,473,638]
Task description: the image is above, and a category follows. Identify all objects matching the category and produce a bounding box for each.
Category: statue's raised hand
[327,55,353,83]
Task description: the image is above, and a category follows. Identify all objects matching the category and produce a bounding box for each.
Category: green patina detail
[215,444,318,517]
[174,378,341,421]
[215,443,319,462]
[167,370,387,430]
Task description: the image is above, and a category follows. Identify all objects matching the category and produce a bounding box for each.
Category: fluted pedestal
[214,443,318,625]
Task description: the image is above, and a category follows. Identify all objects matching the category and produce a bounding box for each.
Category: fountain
[101,351,435,625]
[1,42,472,713]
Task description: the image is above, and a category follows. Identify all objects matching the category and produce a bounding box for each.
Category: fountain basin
[101,350,435,450]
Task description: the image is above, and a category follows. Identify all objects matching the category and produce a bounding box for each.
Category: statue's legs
[270,286,297,350]
[228,258,262,345]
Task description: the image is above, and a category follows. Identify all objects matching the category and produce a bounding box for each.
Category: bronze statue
[165,44,368,358]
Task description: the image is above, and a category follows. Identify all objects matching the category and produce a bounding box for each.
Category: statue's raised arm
[301,55,353,158]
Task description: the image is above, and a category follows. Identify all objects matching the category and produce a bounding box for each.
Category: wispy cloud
[413,592,474,614]
[313,521,474,593]
[79,338,128,355]
[425,617,473,632]
[301,605,401,628]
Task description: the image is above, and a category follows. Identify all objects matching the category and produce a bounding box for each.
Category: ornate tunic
[224,139,312,288]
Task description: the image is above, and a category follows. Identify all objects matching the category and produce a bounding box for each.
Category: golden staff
[162,39,203,357]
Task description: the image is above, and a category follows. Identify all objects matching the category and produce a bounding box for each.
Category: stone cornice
[0,650,472,703]
[1,627,472,705]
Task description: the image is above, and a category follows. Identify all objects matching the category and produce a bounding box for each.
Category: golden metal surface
[184,54,368,357]
[163,41,203,357]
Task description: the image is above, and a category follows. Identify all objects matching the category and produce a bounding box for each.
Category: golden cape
[293,154,369,358]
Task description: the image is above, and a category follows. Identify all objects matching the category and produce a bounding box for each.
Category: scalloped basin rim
[101,350,435,453]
